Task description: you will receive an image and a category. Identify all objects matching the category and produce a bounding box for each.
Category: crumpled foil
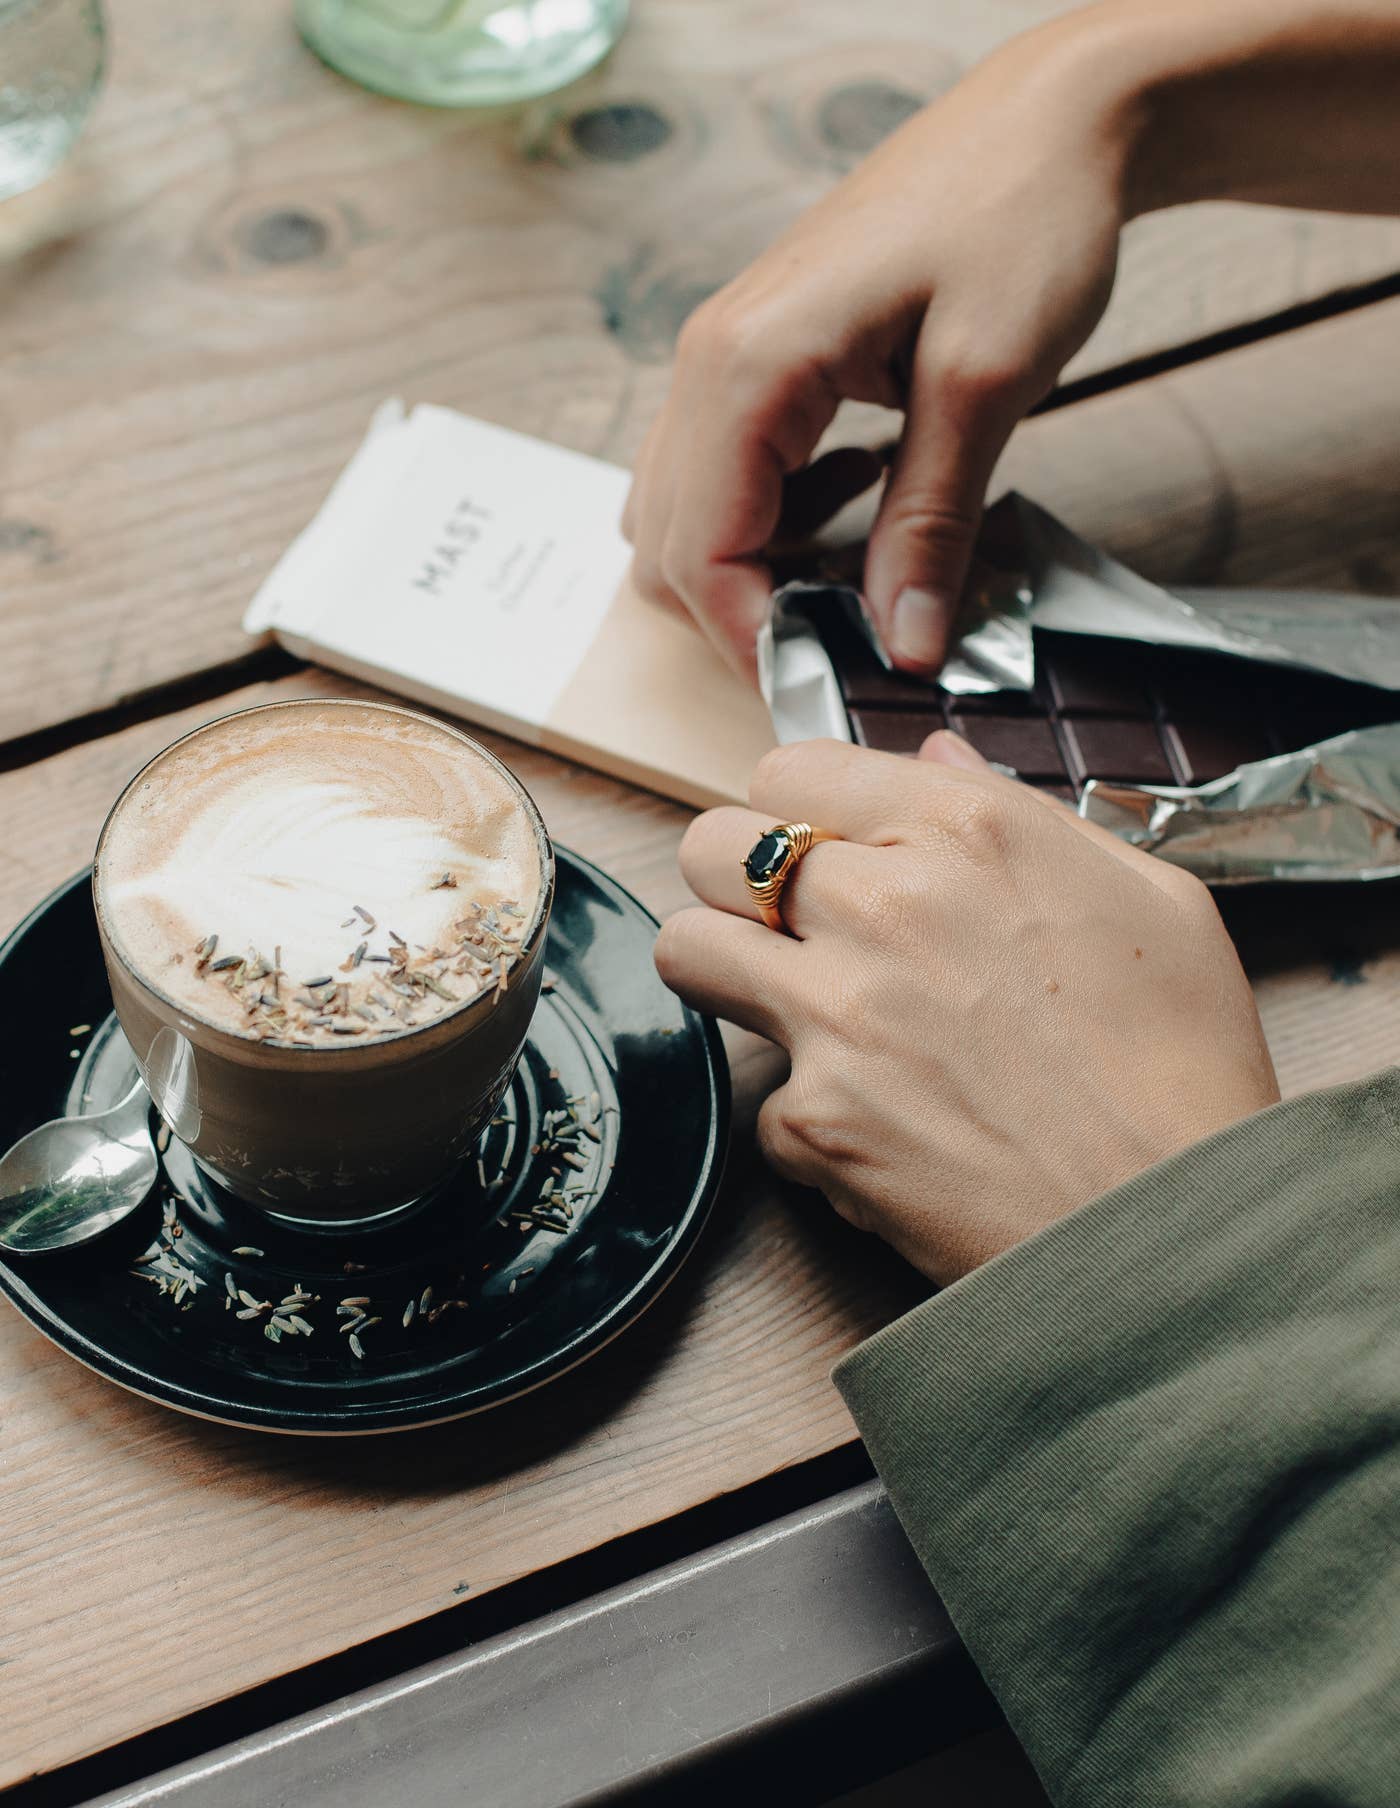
[1083,728,1400,884]
[758,493,1400,884]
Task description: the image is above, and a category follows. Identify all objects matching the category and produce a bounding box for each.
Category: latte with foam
[96,702,544,1048]
[93,700,553,1219]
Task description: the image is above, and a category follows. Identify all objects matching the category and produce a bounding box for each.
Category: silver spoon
[0,1079,158,1255]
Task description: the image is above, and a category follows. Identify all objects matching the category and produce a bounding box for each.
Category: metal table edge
[80,1480,977,1808]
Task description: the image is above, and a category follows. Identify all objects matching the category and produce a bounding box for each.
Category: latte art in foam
[118,776,510,992]
[96,703,544,1048]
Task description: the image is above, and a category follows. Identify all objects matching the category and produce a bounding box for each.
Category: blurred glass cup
[0,0,105,203]
[295,0,628,107]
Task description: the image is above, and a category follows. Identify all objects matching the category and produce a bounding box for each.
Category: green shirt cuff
[835,1068,1400,1806]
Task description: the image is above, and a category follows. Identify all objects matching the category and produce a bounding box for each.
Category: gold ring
[741,822,840,933]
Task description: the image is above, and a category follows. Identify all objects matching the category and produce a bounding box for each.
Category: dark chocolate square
[1150,650,1272,726]
[1164,720,1274,785]
[1038,633,1152,717]
[948,713,1066,780]
[943,686,1039,717]
[818,610,943,708]
[1061,718,1175,787]
[811,597,1400,810]
[1266,671,1400,753]
[851,708,945,755]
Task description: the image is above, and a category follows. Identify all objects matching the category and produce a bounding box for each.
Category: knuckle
[748,741,808,808]
[931,338,1026,415]
[758,1093,875,1231]
[673,300,716,365]
[677,807,742,882]
[757,1083,833,1180]
[756,1055,864,1164]
[1162,861,1215,917]
[696,300,784,388]
[675,811,710,871]
[659,561,758,663]
[763,1077,863,1172]
[677,290,832,460]
[756,1090,802,1176]
[749,737,851,811]
[877,491,981,552]
[657,530,704,606]
[945,359,1019,412]
[656,536,687,600]
[940,784,1016,865]
[675,292,732,363]
[674,819,706,887]
[846,862,927,944]
[630,550,672,607]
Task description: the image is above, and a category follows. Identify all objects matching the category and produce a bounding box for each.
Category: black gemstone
[745,832,789,884]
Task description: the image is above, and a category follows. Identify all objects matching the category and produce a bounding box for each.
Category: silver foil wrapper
[758,494,1400,884]
[1083,728,1400,885]
[945,493,1400,696]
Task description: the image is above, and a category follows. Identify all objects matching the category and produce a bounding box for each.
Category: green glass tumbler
[0,0,105,202]
[295,0,629,108]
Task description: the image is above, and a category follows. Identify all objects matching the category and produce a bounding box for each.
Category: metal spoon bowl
[0,1079,157,1255]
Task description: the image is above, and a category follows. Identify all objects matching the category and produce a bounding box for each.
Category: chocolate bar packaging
[244,402,774,811]
[761,496,1400,883]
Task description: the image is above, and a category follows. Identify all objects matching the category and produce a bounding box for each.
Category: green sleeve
[834,1068,1400,1807]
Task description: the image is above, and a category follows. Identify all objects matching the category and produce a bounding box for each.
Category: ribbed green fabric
[834,1069,1400,1807]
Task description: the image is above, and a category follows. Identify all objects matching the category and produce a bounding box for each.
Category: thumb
[917,726,990,771]
[864,328,1024,674]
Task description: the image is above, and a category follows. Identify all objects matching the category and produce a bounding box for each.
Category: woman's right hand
[621,8,1135,680]
[654,730,1280,1285]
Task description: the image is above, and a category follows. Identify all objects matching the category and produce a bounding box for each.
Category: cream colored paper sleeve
[542,577,775,810]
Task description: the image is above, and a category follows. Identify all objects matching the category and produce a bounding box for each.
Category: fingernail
[922,729,988,771]
[890,587,946,671]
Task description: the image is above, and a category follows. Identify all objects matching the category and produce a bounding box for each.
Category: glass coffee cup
[92,698,554,1226]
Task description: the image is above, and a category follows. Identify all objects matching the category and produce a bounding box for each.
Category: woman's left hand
[655,731,1280,1284]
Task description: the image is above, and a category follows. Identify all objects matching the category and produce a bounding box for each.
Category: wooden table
[5,1,1400,1794]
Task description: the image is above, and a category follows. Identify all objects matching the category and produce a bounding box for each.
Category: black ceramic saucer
[0,851,728,1434]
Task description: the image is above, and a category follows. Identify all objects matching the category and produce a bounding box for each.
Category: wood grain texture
[993,300,1400,601]
[5,0,1400,741]
[0,670,928,1788]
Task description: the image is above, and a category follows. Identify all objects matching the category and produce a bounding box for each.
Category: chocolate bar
[816,609,1400,797]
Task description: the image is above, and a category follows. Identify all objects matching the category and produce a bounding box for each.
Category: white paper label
[245,403,633,728]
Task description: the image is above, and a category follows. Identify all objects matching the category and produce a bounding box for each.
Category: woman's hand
[621,0,1400,684]
[621,16,1131,679]
[655,732,1280,1284]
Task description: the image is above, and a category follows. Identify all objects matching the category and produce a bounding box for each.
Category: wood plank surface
[5,660,1400,1783]
[995,299,1400,601]
[5,0,1400,742]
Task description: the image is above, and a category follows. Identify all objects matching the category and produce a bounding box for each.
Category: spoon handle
[106,1078,153,1136]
